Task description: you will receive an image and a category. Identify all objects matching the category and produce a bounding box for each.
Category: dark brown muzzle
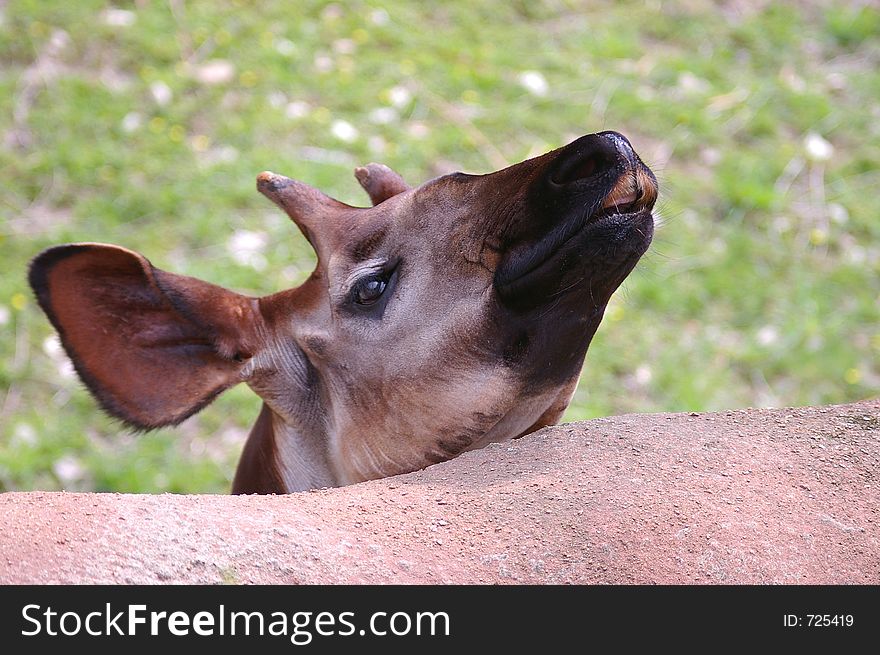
[494,130,657,302]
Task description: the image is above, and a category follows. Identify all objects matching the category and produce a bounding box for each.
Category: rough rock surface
[1,399,877,584]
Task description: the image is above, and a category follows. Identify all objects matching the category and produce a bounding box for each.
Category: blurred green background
[1,0,878,493]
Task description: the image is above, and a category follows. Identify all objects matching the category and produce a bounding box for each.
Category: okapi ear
[28,243,266,430]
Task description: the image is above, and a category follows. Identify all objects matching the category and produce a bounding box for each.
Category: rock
[0,399,877,584]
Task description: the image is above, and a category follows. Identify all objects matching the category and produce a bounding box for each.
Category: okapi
[29,131,657,493]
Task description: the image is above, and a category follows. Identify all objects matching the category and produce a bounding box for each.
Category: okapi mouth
[587,164,658,225]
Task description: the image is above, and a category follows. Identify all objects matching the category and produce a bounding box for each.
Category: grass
[1,0,878,493]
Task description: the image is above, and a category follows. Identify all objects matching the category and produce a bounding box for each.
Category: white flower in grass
[43,334,76,379]
[200,145,239,166]
[0,304,9,325]
[314,54,334,73]
[40,339,71,377]
[227,230,268,271]
[772,215,791,234]
[321,4,343,21]
[150,81,172,106]
[13,423,37,447]
[195,60,235,85]
[43,334,63,358]
[267,92,287,108]
[275,38,296,57]
[804,132,833,162]
[677,71,709,95]
[388,85,412,108]
[407,121,429,139]
[121,111,142,133]
[369,107,397,125]
[333,38,356,55]
[331,120,359,143]
[756,326,778,346]
[101,8,136,27]
[285,101,310,120]
[846,245,866,265]
[828,203,848,225]
[370,9,390,25]
[53,456,85,484]
[518,71,549,97]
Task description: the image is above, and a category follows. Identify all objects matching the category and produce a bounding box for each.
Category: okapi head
[29,131,657,493]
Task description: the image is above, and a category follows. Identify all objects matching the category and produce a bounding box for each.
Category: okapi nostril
[552,153,611,185]
[568,158,597,180]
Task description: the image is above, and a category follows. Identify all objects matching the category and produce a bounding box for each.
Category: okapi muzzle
[29,131,657,493]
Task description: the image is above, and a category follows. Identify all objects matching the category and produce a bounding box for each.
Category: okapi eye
[353,274,388,305]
